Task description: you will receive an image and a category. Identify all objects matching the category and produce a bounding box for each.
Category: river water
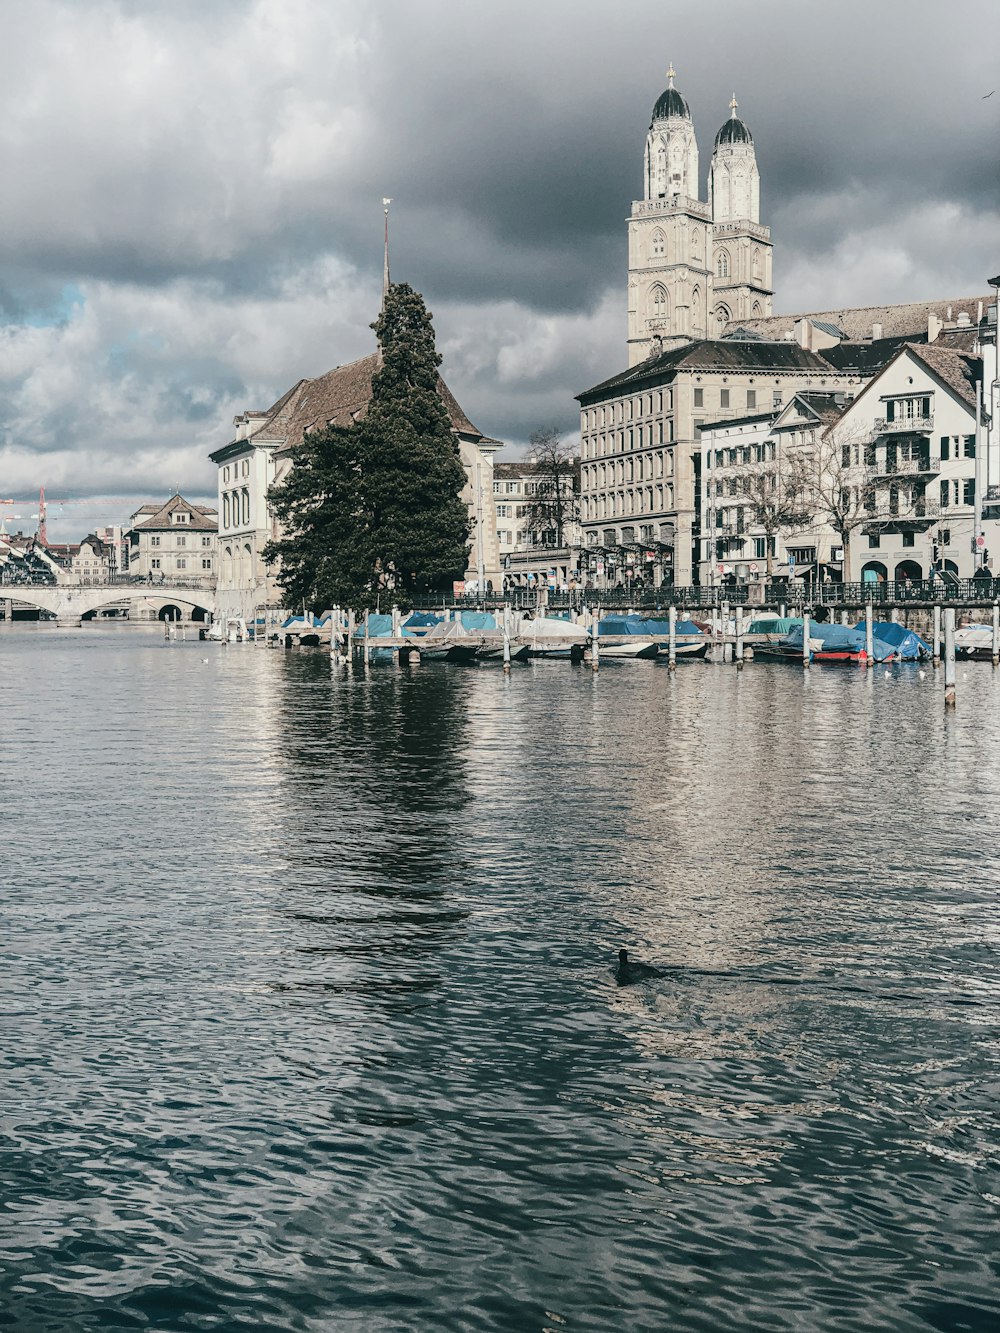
[1,623,998,1332]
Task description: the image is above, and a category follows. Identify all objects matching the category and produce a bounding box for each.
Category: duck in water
[615,948,664,986]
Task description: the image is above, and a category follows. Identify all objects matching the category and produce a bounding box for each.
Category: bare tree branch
[522,428,579,549]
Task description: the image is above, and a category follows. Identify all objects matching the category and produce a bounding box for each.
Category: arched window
[223,494,230,528]
[716,249,730,278]
[242,489,250,526]
[751,301,763,318]
[651,229,666,258]
[649,284,668,321]
[752,248,762,279]
[714,304,732,334]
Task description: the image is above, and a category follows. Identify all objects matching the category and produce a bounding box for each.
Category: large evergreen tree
[264,282,470,611]
[263,424,371,610]
[359,284,470,596]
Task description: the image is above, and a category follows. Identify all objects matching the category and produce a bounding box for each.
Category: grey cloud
[0,0,998,519]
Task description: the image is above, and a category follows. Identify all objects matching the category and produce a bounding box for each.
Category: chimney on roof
[871,322,883,341]
[956,311,971,328]
[977,300,984,324]
[928,313,943,343]
[833,392,846,408]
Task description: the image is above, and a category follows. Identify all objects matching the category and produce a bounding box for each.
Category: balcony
[873,456,941,478]
[873,415,934,435]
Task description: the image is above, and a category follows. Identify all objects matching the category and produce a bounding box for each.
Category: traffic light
[931,541,940,566]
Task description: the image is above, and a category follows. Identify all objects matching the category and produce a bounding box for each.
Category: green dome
[653,85,690,121]
[715,116,753,147]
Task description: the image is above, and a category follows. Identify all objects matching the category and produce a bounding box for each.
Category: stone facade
[126,495,218,583]
[628,70,772,366]
[578,341,861,585]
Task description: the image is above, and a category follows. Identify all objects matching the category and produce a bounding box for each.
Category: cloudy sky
[1,0,997,539]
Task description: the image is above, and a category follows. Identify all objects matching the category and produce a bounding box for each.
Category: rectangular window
[902,532,915,548]
[202,559,212,569]
[939,436,950,461]
[940,480,950,508]
[505,482,516,494]
[693,388,704,407]
[964,478,976,506]
[176,535,186,547]
[493,481,501,493]
[753,538,766,559]
[746,389,756,410]
[151,535,160,547]
[151,558,161,569]
[773,392,783,408]
[868,532,880,548]
[963,435,976,458]
[202,536,211,547]
[720,389,730,409]
[176,558,186,570]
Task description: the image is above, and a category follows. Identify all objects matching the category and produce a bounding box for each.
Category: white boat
[517,616,588,661]
[588,639,659,659]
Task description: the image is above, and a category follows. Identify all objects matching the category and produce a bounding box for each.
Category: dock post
[668,603,677,671]
[779,602,786,620]
[392,605,401,639]
[890,606,900,624]
[944,607,956,707]
[840,611,849,626]
[802,610,811,669]
[721,599,730,663]
[363,610,371,665]
[993,600,999,667]
[932,604,941,666]
[591,610,600,671]
[735,605,744,670]
[502,604,512,674]
[865,601,874,669]
[347,609,356,668]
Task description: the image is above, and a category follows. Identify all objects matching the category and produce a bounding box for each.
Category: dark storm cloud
[0,0,997,510]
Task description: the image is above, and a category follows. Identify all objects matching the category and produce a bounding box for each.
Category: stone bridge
[2,579,216,625]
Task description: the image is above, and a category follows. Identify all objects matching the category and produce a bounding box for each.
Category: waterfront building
[211,350,503,623]
[492,458,581,589]
[67,533,113,583]
[822,342,990,582]
[697,336,997,587]
[125,494,218,583]
[698,392,847,586]
[578,342,860,586]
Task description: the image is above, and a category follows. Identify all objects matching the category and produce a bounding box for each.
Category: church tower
[708,96,773,332]
[627,66,713,366]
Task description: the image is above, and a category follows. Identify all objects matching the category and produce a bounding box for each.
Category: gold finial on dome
[666,62,676,87]
[730,93,739,117]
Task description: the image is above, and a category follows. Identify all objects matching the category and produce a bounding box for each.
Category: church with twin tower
[627,65,773,366]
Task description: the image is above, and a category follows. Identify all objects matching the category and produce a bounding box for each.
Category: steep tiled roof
[131,494,218,532]
[236,351,489,458]
[725,296,991,343]
[903,344,981,409]
[578,339,850,401]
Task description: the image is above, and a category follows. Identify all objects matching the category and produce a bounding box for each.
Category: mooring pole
[932,603,941,666]
[668,603,677,672]
[944,607,957,707]
[502,604,512,674]
[865,601,874,669]
[993,600,999,668]
[591,609,600,672]
[735,605,744,670]
[802,609,811,669]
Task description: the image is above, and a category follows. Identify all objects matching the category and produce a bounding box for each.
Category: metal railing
[873,416,934,434]
[55,574,216,591]
[409,578,1000,614]
[874,457,941,477]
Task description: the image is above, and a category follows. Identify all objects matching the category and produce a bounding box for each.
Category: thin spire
[729,92,739,118]
[666,62,676,88]
[381,197,392,305]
